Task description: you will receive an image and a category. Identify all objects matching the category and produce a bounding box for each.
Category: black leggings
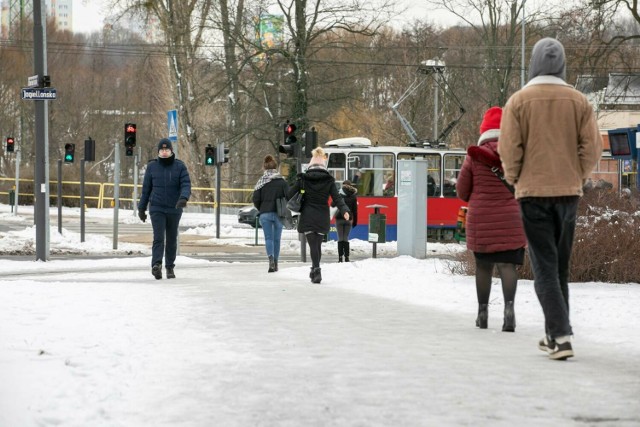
[475,260,518,305]
[306,232,324,268]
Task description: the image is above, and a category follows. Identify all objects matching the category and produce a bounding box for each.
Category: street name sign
[21,88,57,100]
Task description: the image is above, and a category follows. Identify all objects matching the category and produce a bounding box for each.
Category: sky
[1,202,639,425]
[71,0,462,35]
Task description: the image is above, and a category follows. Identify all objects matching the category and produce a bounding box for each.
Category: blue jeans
[519,198,578,340]
[150,211,182,268]
[259,212,283,260]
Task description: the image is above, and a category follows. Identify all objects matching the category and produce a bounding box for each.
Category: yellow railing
[0,177,254,209]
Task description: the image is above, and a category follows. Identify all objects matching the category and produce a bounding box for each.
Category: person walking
[332,180,358,262]
[498,38,603,360]
[289,147,350,284]
[456,106,526,332]
[253,154,289,273]
[138,138,192,280]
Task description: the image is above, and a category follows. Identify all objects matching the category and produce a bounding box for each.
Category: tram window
[351,152,394,196]
[328,153,345,168]
[398,153,441,196]
[327,153,346,182]
[443,154,465,197]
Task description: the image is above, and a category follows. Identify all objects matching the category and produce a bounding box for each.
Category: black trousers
[519,197,578,340]
[150,211,182,268]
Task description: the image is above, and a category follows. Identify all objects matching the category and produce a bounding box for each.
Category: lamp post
[521,0,526,87]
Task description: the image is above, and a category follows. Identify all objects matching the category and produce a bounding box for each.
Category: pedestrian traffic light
[205,144,215,166]
[64,143,75,163]
[283,122,297,145]
[279,121,300,158]
[217,142,230,164]
[304,127,318,158]
[6,137,15,153]
[124,123,137,156]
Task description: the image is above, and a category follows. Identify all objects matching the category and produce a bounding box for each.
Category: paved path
[1,263,639,426]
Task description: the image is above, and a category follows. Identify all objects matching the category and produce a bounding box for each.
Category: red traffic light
[6,137,15,153]
[285,124,296,135]
[125,124,137,134]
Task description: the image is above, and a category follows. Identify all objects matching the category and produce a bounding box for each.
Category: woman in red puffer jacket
[456,106,526,332]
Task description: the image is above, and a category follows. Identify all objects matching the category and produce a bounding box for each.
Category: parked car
[237,205,260,228]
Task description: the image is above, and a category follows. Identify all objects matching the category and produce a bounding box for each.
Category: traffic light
[64,143,75,163]
[124,123,137,156]
[6,137,15,153]
[205,144,215,166]
[304,127,318,158]
[217,142,230,164]
[279,121,300,158]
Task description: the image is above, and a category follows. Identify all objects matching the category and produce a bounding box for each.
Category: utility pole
[33,0,50,261]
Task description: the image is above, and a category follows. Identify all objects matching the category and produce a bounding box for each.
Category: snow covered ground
[1,204,639,426]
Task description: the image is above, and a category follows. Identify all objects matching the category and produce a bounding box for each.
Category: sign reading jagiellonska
[21,88,57,100]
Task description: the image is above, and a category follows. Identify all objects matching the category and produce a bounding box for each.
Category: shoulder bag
[287,176,305,214]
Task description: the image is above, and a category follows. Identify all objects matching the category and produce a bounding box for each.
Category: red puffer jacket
[456,134,526,254]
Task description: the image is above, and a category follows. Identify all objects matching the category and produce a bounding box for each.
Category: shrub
[446,189,640,284]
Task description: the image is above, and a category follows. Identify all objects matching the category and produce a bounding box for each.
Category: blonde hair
[263,155,277,170]
[311,147,325,158]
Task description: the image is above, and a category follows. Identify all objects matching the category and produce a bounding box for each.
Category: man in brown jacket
[498,38,602,361]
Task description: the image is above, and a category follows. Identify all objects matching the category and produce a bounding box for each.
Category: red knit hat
[479,106,503,134]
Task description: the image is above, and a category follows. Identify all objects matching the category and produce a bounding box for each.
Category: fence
[0,177,253,210]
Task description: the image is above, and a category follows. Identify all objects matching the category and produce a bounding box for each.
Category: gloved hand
[138,209,147,222]
[175,198,188,209]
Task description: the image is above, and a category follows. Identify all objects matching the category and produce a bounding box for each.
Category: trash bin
[9,189,15,205]
[369,213,386,243]
[454,206,467,243]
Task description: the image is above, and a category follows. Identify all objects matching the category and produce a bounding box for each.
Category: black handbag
[287,176,305,213]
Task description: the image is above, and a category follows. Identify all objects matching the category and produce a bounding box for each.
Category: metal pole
[80,159,85,243]
[434,72,439,141]
[132,147,140,214]
[14,144,20,216]
[113,142,120,250]
[521,0,526,88]
[57,159,62,234]
[216,162,221,239]
[33,0,50,261]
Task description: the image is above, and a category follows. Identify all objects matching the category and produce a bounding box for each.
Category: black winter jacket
[332,183,358,227]
[253,178,289,214]
[138,155,191,213]
[289,166,349,234]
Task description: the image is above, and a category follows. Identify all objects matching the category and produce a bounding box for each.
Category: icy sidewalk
[0,258,639,426]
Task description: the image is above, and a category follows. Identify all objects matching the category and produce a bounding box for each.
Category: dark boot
[311,267,322,284]
[476,303,488,329]
[502,301,515,332]
[268,256,275,273]
[309,267,315,280]
[274,260,278,272]
[166,267,175,279]
[344,242,350,262]
[152,263,162,280]
[338,242,344,263]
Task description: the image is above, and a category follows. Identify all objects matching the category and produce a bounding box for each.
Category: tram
[324,137,467,241]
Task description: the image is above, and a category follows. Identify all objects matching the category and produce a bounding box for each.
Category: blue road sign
[21,87,57,100]
[168,109,178,141]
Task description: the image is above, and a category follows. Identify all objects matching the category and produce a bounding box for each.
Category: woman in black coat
[332,180,358,262]
[288,147,350,283]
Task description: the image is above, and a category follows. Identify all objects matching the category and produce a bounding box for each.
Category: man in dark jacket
[138,138,192,280]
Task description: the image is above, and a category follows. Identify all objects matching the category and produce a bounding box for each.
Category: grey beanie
[528,38,566,81]
[158,138,173,152]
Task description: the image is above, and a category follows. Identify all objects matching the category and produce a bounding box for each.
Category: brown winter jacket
[456,131,526,253]
[498,76,603,198]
